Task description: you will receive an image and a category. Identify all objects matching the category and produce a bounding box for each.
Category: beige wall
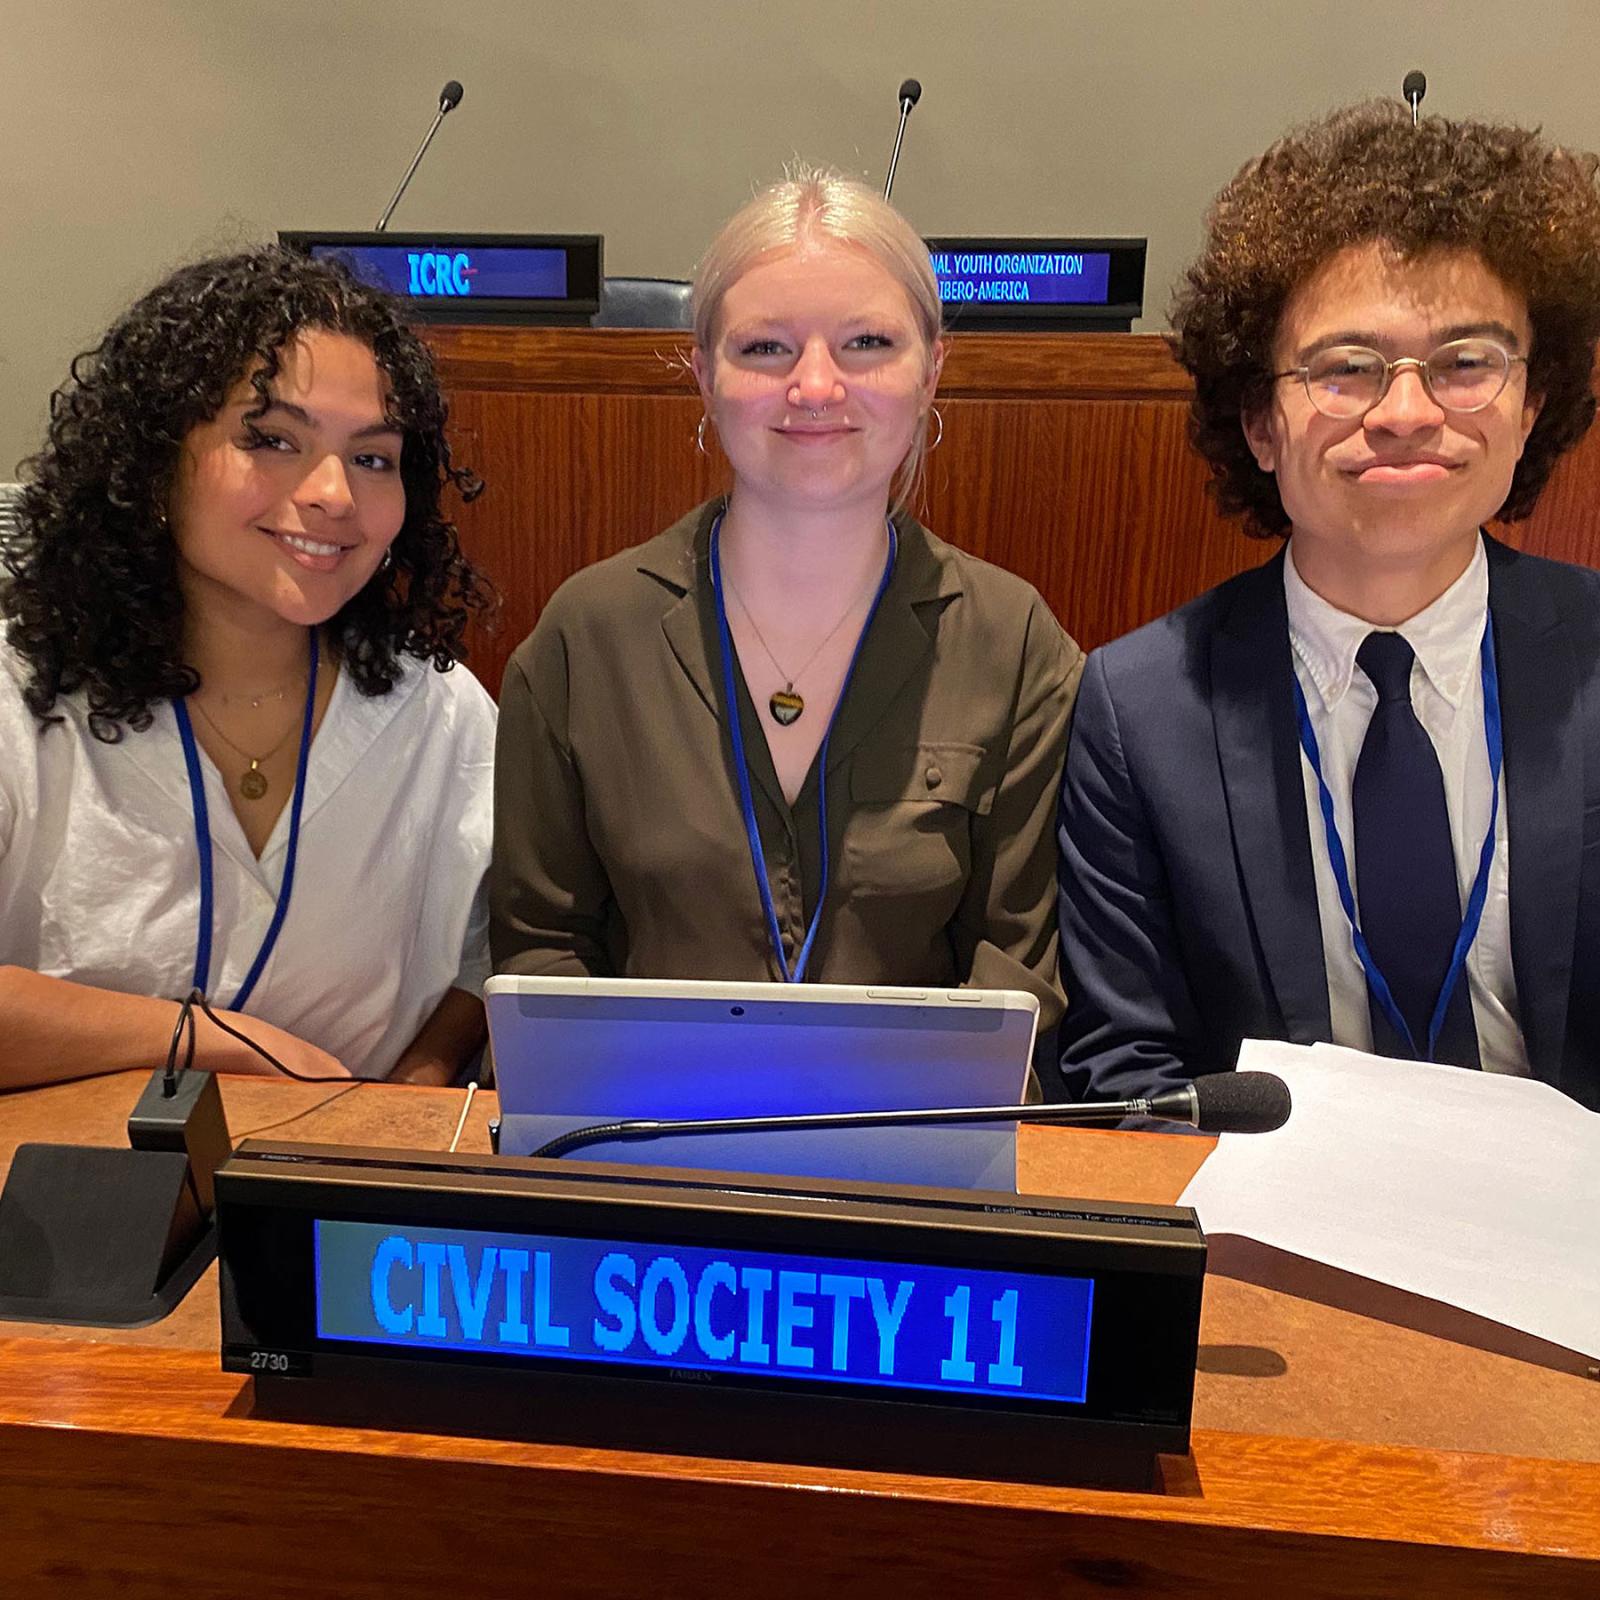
[6,0,1599,469]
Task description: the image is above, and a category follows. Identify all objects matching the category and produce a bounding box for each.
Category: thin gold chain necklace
[188,693,305,800]
[217,680,296,709]
[723,570,879,727]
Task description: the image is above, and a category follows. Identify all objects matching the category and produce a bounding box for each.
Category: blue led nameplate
[929,249,1112,307]
[308,244,568,301]
[315,1220,1094,1406]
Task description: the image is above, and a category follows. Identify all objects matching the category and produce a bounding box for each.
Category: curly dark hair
[2,246,494,739]
[1171,100,1600,538]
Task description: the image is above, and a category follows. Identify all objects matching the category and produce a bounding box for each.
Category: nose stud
[785,380,842,425]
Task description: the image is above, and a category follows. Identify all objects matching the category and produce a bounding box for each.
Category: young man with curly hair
[1057,102,1600,1109]
[0,249,497,1086]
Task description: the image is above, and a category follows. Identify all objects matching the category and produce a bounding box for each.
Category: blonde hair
[693,164,943,510]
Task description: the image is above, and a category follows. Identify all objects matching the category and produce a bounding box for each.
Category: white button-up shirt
[1284,536,1530,1074]
[1,644,495,1078]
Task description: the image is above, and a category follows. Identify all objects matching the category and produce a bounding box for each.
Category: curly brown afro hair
[3,246,495,740]
[1171,100,1600,538]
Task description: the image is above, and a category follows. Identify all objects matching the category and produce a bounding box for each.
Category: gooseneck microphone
[375,79,465,232]
[1143,1071,1291,1133]
[883,77,922,202]
[531,1071,1292,1160]
[1402,69,1427,127]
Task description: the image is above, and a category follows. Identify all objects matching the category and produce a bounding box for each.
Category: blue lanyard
[172,629,318,1009]
[709,516,897,983]
[1292,620,1502,1061]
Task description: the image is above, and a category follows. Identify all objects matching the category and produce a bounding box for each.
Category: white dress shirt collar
[0,642,496,1078]
[114,658,427,884]
[1284,534,1489,713]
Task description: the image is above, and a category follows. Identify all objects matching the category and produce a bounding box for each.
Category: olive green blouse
[489,499,1083,1032]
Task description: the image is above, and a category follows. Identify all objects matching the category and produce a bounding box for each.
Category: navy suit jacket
[1057,536,1600,1111]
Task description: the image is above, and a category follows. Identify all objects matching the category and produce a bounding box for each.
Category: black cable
[232,1081,367,1138]
[161,992,198,1095]
[189,989,351,1083]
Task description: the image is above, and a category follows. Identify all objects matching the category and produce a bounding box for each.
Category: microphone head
[439,79,465,112]
[898,77,922,110]
[1402,69,1427,104]
[1190,1072,1292,1135]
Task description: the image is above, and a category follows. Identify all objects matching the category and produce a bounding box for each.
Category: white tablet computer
[484,976,1040,1192]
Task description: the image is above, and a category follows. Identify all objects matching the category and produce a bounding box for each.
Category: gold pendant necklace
[187,692,304,800]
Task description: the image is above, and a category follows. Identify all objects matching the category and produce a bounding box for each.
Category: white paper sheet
[1178,1040,1600,1359]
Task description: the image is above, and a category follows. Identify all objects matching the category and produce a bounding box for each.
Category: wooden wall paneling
[448,389,719,696]
[1506,420,1600,569]
[925,397,1273,650]
[427,327,1600,699]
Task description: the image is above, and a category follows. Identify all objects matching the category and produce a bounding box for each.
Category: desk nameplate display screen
[219,1143,1205,1484]
[317,1220,1093,1406]
[278,231,603,323]
[924,236,1146,330]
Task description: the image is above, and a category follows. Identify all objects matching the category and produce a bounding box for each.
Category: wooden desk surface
[3,1071,1598,1598]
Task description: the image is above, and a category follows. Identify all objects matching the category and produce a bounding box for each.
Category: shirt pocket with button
[845,742,993,899]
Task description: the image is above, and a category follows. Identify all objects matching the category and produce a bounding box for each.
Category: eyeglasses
[1273,338,1529,420]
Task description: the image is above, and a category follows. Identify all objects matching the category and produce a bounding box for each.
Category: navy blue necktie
[1352,631,1481,1067]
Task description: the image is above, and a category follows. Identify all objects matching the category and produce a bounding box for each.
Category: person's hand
[387,1055,459,1087]
[194,1008,352,1080]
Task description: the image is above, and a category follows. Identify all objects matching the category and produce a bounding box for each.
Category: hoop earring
[927,407,944,452]
[379,549,394,571]
[696,415,710,456]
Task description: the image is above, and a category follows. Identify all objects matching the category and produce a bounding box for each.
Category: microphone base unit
[0,1147,217,1327]
[0,1066,229,1326]
[218,1141,1206,1487]
[128,1062,231,1213]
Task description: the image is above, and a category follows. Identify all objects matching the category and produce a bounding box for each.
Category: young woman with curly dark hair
[1058,102,1600,1112]
[0,247,496,1088]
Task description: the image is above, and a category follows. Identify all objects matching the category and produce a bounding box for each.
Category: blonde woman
[491,169,1081,1027]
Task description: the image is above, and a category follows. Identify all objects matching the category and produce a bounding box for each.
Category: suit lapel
[651,498,789,817]
[1487,538,1579,1071]
[658,587,720,718]
[651,501,722,722]
[1210,556,1332,1042]
[822,517,955,777]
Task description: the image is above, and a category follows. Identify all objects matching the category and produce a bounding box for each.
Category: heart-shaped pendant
[769,689,804,727]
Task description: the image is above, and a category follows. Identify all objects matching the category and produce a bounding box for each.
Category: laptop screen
[487,979,1038,1192]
